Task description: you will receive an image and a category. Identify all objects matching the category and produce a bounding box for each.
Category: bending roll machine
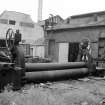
[0,28,103,90]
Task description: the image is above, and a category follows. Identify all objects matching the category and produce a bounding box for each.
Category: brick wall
[46,27,105,62]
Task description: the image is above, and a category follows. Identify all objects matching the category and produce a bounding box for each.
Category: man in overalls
[77,39,92,62]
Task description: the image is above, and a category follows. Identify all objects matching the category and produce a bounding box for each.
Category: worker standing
[77,39,92,62]
[11,29,25,76]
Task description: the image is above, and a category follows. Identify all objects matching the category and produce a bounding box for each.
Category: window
[9,20,16,25]
[0,19,8,24]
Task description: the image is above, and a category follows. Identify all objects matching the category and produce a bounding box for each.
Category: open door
[68,43,79,62]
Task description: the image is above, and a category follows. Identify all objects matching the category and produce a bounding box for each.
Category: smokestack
[37,0,43,22]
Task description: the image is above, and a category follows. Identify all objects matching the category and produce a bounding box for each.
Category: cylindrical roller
[25,62,87,72]
[25,68,89,82]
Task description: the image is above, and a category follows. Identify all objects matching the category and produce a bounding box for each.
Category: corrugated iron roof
[46,11,105,31]
[71,11,105,19]
[46,19,105,31]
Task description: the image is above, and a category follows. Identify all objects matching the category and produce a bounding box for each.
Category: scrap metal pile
[0,28,104,90]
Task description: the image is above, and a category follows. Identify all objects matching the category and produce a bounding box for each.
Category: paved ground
[1,77,105,105]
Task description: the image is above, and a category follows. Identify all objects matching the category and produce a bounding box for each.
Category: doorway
[68,42,79,62]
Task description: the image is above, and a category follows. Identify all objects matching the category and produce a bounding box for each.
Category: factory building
[44,11,105,63]
[0,10,44,56]
[30,38,45,58]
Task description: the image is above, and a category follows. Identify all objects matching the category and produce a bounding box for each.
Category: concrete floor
[1,77,105,105]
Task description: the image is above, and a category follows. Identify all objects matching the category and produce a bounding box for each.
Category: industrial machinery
[0,28,102,91]
[0,28,25,90]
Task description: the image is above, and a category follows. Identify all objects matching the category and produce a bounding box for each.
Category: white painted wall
[36,46,45,58]
[58,43,69,62]
[31,45,45,58]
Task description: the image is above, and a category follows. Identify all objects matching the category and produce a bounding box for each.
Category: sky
[0,0,105,22]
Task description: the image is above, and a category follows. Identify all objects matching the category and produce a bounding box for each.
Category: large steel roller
[25,62,88,72]
[25,68,89,82]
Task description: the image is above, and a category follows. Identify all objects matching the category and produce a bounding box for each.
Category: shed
[44,11,105,63]
[30,38,45,58]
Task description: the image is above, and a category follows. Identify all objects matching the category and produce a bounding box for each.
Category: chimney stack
[37,0,43,22]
